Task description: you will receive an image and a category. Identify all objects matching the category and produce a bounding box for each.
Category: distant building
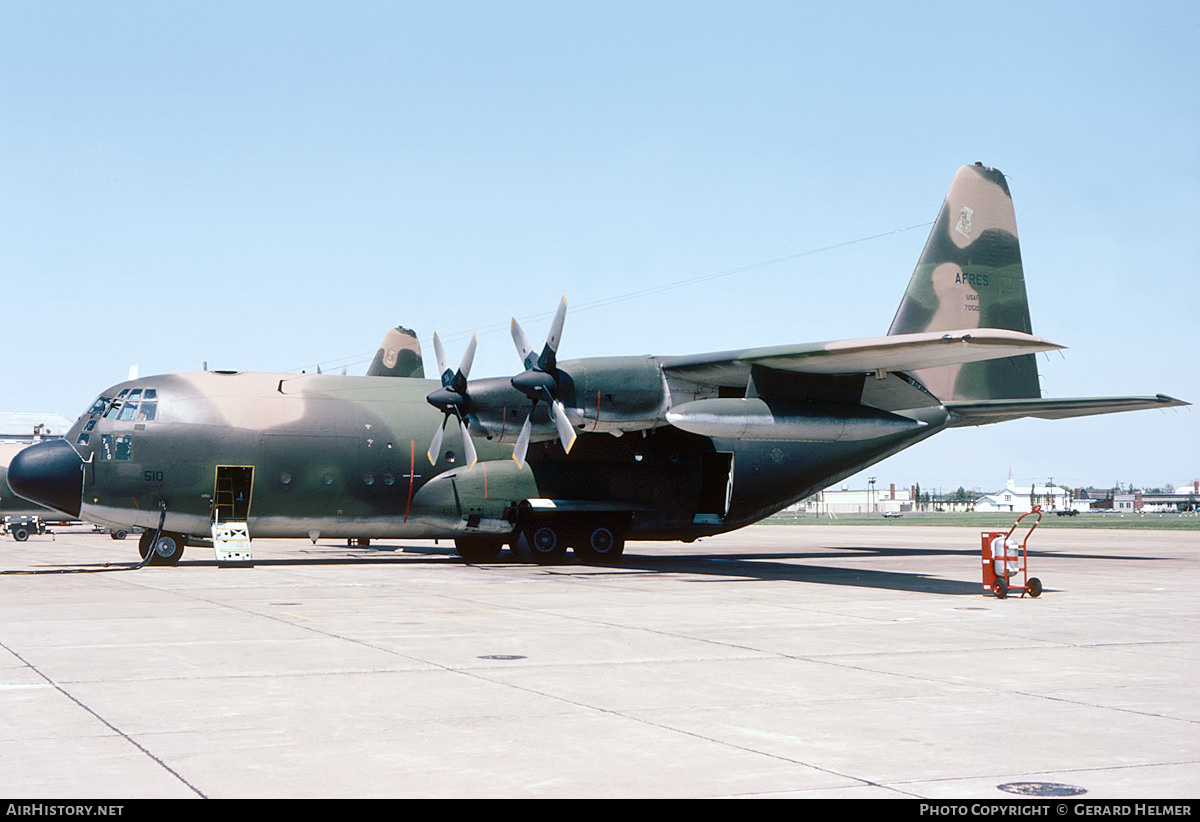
[0,412,73,442]
[1113,481,1200,513]
[975,470,1071,513]
[798,482,915,515]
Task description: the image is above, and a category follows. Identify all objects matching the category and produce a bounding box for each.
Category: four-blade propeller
[509,295,577,468]
[425,331,478,469]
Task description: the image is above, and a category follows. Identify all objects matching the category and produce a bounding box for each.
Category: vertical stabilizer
[889,164,1040,401]
[366,326,425,378]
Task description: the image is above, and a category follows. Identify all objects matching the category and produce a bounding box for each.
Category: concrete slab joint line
[0,524,1196,798]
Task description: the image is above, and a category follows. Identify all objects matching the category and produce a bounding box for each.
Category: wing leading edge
[660,328,1063,387]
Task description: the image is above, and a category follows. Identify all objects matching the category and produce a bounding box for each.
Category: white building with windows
[975,471,1072,513]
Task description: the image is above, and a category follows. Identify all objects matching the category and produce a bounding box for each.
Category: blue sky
[2,1,1197,493]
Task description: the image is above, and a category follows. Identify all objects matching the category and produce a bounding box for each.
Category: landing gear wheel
[512,521,567,564]
[139,531,186,566]
[1027,577,1043,598]
[992,577,1008,599]
[575,521,626,564]
[454,537,504,563]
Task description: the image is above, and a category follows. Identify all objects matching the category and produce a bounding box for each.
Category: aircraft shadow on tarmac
[8,542,1166,596]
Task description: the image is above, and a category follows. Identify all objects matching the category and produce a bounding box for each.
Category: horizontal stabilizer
[945,394,1189,427]
[661,328,1063,387]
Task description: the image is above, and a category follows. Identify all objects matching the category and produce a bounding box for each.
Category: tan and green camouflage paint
[366,326,425,379]
[888,164,1040,401]
[17,164,1182,553]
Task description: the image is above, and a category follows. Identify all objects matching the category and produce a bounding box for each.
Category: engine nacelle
[466,356,669,444]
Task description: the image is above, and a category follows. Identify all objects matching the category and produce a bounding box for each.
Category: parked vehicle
[3,515,46,541]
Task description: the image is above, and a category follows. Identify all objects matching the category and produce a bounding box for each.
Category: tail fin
[889,164,1040,401]
[366,325,425,378]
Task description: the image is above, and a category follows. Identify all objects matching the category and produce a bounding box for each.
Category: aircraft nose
[6,439,84,518]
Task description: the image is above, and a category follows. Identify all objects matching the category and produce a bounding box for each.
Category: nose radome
[6,439,84,518]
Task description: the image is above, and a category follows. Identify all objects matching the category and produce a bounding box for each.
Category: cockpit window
[94,388,160,422]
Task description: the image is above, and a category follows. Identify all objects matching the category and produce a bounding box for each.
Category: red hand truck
[980,505,1044,599]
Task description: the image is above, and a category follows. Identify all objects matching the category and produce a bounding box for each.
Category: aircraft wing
[659,328,1064,386]
[944,395,1190,427]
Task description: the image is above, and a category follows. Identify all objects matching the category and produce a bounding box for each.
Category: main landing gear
[454,515,629,566]
[511,515,627,565]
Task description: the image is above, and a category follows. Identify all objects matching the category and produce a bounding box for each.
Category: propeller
[425,332,478,469]
[510,296,577,468]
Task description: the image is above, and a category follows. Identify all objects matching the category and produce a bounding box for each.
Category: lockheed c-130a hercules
[7,164,1188,566]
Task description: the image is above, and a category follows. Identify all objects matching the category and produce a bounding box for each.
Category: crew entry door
[213,465,254,522]
[212,466,254,563]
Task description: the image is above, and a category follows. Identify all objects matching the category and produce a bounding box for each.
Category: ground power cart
[981,506,1044,599]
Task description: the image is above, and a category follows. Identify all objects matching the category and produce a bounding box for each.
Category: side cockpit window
[75,419,97,446]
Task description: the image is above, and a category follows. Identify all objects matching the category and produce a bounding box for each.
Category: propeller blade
[551,400,577,454]
[540,295,567,370]
[511,318,536,371]
[459,332,478,381]
[433,333,451,384]
[427,418,446,465]
[458,419,478,470]
[512,412,533,468]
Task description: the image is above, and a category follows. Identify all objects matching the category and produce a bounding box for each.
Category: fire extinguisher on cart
[980,506,1044,599]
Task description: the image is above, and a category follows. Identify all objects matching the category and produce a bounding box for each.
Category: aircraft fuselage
[56,367,946,544]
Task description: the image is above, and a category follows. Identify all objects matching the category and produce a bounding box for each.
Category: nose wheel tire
[139,531,186,566]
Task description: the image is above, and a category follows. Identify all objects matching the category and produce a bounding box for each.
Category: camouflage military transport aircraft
[7,165,1187,565]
